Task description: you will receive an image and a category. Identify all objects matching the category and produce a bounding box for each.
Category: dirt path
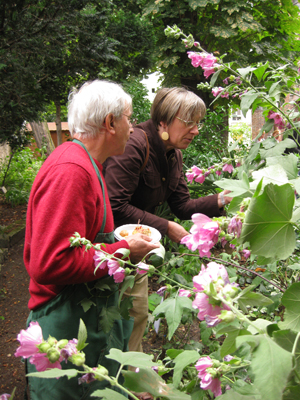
[0,241,29,399]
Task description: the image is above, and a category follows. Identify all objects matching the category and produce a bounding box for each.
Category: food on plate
[132,225,152,237]
[119,229,129,237]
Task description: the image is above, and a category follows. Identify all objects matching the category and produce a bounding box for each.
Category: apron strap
[73,139,107,233]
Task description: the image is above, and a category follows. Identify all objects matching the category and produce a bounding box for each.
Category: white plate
[114,224,162,243]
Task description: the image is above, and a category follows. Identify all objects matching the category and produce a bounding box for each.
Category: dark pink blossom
[220,92,229,99]
[60,339,78,363]
[79,369,97,384]
[242,249,251,260]
[223,77,229,85]
[200,373,222,397]
[228,216,242,238]
[0,394,11,400]
[268,111,285,130]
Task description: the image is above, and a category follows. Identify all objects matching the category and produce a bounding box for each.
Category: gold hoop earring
[161,131,169,141]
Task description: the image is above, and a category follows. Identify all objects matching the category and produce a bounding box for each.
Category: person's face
[112,105,133,156]
[165,115,200,150]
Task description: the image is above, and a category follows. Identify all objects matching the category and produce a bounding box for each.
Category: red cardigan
[24,142,129,310]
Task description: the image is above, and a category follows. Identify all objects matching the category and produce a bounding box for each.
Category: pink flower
[193,292,229,326]
[187,52,205,68]
[215,169,222,176]
[195,356,213,378]
[220,92,230,99]
[212,87,224,97]
[112,267,126,283]
[195,173,205,184]
[186,170,196,183]
[15,321,43,358]
[178,289,192,297]
[0,394,11,400]
[157,286,167,296]
[196,357,222,397]
[242,249,251,260]
[29,352,62,372]
[202,54,218,68]
[222,163,234,173]
[268,111,285,130]
[93,251,108,270]
[223,77,229,85]
[203,66,216,78]
[107,259,122,275]
[137,262,149,274]
[193,262,230,292]
[60,339,78,362]
[187,52,217,69]
[79,368,97,385]
[200,373,222,397]
[228,216,242,238]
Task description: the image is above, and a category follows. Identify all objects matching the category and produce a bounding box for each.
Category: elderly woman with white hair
[23,80,159,399]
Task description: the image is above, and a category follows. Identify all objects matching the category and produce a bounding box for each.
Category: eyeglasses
[122,113,133,125]
[176,116,203,130]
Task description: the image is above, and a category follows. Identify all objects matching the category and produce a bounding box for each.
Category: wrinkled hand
[218,190,233,208]
[125,233,160,264]
[167,221,188,244]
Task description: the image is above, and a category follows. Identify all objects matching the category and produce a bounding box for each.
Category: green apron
[25,140,133,400]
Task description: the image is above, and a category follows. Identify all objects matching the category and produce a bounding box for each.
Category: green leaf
[215,173,251,197]
[250,335,293,400]
[250,165,289,191]
[240,90,260,117]
[173,350,199,388]
[279,282,300,332]
[27,368,78,379]
[153,297,193,340]
[79,298,96,312]
[253,62,269,81]
[106,349,157,368]
[218,390,257,400]
[99,306,121,333]
[238,291,273,311]
[210,69,222,87]
[123,368,192,400]
[91,388,128,400]
[119,275,135,306]
[240,183,295,260]
[220,328,250,357]
[237,66,256,78]
[77,319,88,351]
[119,296,134,320]
[266,154,298,180]
[273,329,300,375]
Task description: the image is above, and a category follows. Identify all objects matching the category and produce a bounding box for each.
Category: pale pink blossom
[29,352,62,372]
[228,216,242,238]
[193,292,229,326]
[178,289,192,297]
[200,373,222,396]
[220,92,230,99]
[195,356,213,378]
[93,251,108,270]
[157,286,167,296]
[186,170,196,183]
[0,394,11,400]
[193,262,230,291]
[60,339,78,362]
[137,262,150,274]
[212,87,224,97]
[15,321,43,358]
[222,163,234,173]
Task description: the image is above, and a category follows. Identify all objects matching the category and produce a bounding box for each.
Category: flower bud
[219,310,236,323]
[147,265,155,273]
[47,336,57,347]
[94,365,109,380]
[47,348,61,363]
[57,339,69,349]
[125,268,131,275]
[38,342,51,353]
[222,284,239,299]
[70,352,86,366]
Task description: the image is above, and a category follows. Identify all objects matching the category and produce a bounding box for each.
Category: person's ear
[104,113,115,133]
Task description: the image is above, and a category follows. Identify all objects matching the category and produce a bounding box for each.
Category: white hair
[68,80,132,139]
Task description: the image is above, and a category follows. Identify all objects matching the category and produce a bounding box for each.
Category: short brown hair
[150,87,206,128]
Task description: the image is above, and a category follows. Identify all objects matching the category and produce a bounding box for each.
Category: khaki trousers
[123,273,149,353]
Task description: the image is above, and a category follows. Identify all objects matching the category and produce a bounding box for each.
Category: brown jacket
[103,119,221,236]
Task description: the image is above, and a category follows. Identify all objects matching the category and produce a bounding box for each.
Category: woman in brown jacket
[103,87,231,356]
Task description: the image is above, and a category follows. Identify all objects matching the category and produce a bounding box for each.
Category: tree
[140,0,300,107]
[0,0,156,149]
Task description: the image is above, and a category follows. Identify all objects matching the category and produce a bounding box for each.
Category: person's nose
[190,124,199,136]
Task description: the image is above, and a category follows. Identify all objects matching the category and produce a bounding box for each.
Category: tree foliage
[140,0,300,105]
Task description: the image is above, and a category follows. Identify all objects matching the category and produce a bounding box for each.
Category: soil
[0,198,200,399]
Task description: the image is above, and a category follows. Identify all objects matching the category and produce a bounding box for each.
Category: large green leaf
[266,154,298,180]
[279,282,300,332]
[240,90,260,117]
[215,171,251,197]
[218,391,258,400]
[250,165,289,191]
[172,350,199,388]
[91,388,128,400]
[153,297,193,340]
[106,349,157,368]
[273,329,300,376]
[27,368,78,379]
[260,138,296,158]
[240,183,295,260]
[123,368,191,400]
[250,336,293,400]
